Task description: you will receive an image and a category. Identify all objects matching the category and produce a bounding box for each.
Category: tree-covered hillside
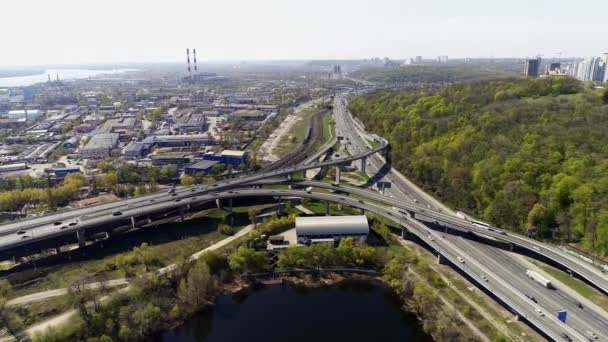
[352,63,519,84]
[349,77,608,255]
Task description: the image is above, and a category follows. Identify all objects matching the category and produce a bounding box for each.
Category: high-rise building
[524,58,541,77]
[415,56,422,64]
[437,55,448,63]
[603,53,608,82]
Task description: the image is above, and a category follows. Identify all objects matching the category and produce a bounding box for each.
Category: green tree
[177,260,214,314]
[228,246,268,273]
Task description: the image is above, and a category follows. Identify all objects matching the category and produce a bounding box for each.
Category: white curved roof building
[296,215,369,239]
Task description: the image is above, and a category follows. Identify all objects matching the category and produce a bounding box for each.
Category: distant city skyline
[2,0,607,66]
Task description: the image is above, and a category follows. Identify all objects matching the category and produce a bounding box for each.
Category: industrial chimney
[186,48,192,81]
[193,48,198,74]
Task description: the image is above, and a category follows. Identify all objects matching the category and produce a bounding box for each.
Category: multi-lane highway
[331,93,608,341]
[1,93,608,340]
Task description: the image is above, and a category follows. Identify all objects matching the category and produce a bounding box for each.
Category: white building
[295,215,369,243]
[6,110,42,122]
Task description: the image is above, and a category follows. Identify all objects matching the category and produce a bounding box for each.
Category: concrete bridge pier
[360,208,365,215]
[228,198,233,213]
[335,166,341,184]
[509,243,514,252]
[131,216,136,229]
[400,229,407,239]
[360,156,366,174]
[287,173,293,189]
[437,254,445,265]
[215,198,221,209]
[76,229,86,249]
[326,201,330,216]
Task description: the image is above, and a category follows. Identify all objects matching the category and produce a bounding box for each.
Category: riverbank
[156,277,433,342]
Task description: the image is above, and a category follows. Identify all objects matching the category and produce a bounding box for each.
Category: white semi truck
[526,270,552,288]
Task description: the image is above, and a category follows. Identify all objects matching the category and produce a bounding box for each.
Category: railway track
[260,110,325,172]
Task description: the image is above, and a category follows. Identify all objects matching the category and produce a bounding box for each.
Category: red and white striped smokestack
[186,48,192,79]
[193,48,198,73]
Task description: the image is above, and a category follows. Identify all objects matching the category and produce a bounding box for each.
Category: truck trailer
[526,270,552,288]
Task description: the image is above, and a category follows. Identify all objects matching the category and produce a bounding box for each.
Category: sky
[2,0,608,66]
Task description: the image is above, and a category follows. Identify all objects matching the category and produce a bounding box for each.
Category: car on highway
[21,235,30,239]
[112,211,122,216]
[525,294,538,303]
[53,221,62,226]
[480,275,488,282]
[428,235,435,241]
[456,256,465,263]
[560,333,571,341]
[532,246,542,252]
[586,331,598,340]
[16,230,26,235]
[535,308,544,316]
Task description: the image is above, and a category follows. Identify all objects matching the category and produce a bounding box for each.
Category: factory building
[80,133,119,159]
[295,215,369,243]
[122,142,152,159]
[6,110,43,122]
[53,166,81,178]
[184,160,220,175]
[142,134,213,148]
[202,150,248,167]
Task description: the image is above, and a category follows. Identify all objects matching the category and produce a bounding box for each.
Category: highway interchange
[1,94,608,341]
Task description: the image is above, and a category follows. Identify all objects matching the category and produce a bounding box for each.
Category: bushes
[228,246,268,273]
[218,224,236,236]
[35,255,222,342]
[276,238,375,269]
[256,213,296,235]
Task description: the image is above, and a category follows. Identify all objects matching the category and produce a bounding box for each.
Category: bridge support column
[335,166,341,184]
[131,216,136,229]
[437,254,445,265]
[55,246,61,255]
[360,208,365,215]
[228,198,233,213]
[215,198,221,209]
[287,173,293,190]
[76,229,86,249]
[180,207,185,222]
[360,156,366,174]
[401,229,407,239]
[509,243,514,252]
[326,201,330,216]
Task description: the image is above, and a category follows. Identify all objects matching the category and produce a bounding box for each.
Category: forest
[351,62,520,84]
[348,76,608,256]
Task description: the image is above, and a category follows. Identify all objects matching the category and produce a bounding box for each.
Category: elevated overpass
[1,93,608,340]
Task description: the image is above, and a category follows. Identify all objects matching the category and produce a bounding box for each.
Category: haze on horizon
[2,0,607,66]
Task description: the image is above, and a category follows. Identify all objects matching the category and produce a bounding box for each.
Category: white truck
[526,270,552,288]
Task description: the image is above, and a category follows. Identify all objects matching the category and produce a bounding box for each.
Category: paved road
[332,93,606,341]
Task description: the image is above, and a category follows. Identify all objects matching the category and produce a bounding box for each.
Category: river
[0,68,137,87]
[156,279,433,342]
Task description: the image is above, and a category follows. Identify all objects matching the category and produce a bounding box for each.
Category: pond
[156,279,433,342]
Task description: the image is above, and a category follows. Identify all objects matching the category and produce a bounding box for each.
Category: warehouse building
[80,133,119,159]
[184,160,220,175]
[201,150,248,167]
[142,134,214,148]
[295,215,369,243]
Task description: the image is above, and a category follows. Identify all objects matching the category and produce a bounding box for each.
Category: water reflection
[157,279,433,342]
